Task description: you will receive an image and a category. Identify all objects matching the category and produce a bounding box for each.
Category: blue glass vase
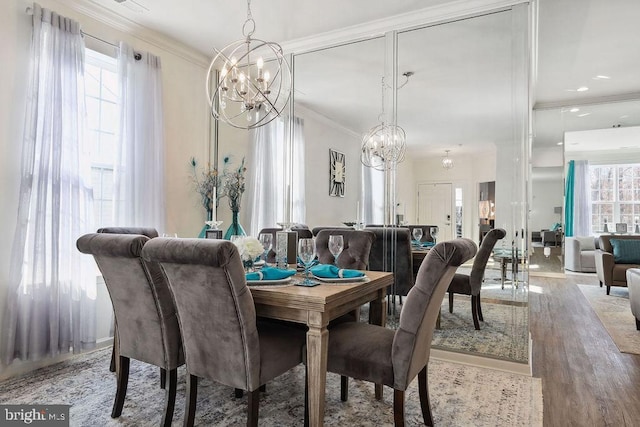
[224,210,246,240]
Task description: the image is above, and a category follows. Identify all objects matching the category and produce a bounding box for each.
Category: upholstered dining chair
[366,227,414,296]
[141,238,307,427]
[97,227,159,374]
[315,229,375,269]
[326,238,477,426]
[76,233,183,426]
[447,228,506,330]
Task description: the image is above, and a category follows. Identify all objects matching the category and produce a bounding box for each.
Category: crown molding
[534,92,640,110]
[55,0,209,67]
[280,0,530,55]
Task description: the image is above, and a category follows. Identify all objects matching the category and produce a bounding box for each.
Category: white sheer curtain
[2,4,96,365]
[362,165,384,225]
[573,160,592,236]
[247,117,305,235]
[113,42,165,230]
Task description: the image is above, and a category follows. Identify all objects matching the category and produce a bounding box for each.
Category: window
[590,164,640,232]
[85,49,119,226]
[455,187,463,238]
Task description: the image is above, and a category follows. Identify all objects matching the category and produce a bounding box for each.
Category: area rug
[577,284,640,355]
[0,348,542,426]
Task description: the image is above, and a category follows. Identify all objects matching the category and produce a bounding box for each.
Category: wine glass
[328,235,344,266]
[412,228,423,246]
[430,227,439,244]
[259,233,273,265]
[298,238,317,285]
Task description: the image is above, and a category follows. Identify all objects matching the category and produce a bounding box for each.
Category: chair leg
[111,356,130,418]
[247,389,260,427]
[607,285,611,295]
[477,294,484,322]
[393,389,405,427]
[184,374,198,427]
[471,296,481,330]
[418,366,434,426]
[448,292,454,313]
[375,384,383,400]
[340,376,348,401]
[636,318,640,331]
[599,281,603,288]
[160,368,166,389]
[109,345,116,372]
[161,369,177,427]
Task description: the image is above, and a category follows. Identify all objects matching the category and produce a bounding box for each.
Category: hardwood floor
[530,273,640,426]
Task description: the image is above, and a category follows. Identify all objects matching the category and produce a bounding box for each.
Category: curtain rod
[25,6,141,59]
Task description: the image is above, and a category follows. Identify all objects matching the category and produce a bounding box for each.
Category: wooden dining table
[249,270,394,427]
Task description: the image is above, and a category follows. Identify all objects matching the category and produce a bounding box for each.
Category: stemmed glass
[328,235,344,266]
[412,228,423,247]
[259,233,273,266]
[430,227,439,244]
[298,238,317,285]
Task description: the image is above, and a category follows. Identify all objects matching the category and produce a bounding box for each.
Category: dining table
[248,270,394,427]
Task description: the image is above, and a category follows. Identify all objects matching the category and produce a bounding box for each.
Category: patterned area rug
[0,348,542,426]
[577,284,640,355]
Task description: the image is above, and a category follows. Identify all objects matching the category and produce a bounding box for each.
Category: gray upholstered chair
[258,226,313,263]
[311,225,354,236]
[141,238,307,427]
[326,238,477,426]
[447,228,506,330]
[315,229,375,269]
[76,233,183,426]
[564,236,597,273]
[366,227,414,296]
[97,227,159,373]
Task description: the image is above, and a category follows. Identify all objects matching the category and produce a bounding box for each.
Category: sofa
[627,269,640,330]
[595,234,640,295]
[565,236,598,273]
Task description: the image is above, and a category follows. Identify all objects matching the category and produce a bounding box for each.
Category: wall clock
[329,149,345,197]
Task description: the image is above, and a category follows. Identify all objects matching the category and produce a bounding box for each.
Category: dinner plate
[312,275,367,283]
[247,277,292,286]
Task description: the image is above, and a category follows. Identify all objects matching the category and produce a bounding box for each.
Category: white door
[417,183,453,241]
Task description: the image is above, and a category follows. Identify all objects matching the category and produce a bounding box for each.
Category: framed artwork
[329,149,345,197]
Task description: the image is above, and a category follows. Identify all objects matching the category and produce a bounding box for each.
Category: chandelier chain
[242,0,256,38]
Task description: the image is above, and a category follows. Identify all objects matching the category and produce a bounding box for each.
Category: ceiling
[70,0,640,156]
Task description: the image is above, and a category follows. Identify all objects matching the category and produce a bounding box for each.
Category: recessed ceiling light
[577,113,591,117]
[577,86,589,92]
[569,107,580,113]
[557,142,564,146]
[620,115,629,119]
[593,75,611,80]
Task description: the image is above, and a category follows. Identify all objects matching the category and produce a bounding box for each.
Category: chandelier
[442,150,454,169]
[205,0,291,130]
[361,77,407,171]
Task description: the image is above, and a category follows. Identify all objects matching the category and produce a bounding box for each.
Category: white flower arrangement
[233,236,264,261]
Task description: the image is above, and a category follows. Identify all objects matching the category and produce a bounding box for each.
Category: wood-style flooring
[530,273,640,426]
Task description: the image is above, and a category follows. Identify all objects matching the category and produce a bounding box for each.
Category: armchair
[595,234,640,295]
[564,236,597,273]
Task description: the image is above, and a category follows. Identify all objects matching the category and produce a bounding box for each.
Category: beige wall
[0,0,210,378]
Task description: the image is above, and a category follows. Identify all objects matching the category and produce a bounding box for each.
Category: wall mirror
[214,4,532,365]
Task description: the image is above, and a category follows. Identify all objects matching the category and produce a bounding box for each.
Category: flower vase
[243,259,255,273]
[198,209,216,238]
[224,210,246,240]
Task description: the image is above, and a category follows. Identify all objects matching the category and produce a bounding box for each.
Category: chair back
[469,228,506,291]
[311,226,354,236]
[76,233,182,370]
[366,227,414,295]
[391,238,477,390]
[97,226,159,238]
[142,238,262,391]
[315,229,375,269]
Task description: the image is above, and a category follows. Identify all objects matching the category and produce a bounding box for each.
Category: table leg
[369,291,387,400]
[307,313,328,427]
[501,259,507,289]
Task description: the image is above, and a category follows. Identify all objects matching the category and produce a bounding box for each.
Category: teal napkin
[246,267,296,281]
[310,264,364,278]
[421,241,435,248]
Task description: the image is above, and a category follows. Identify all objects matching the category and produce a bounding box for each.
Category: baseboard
[431,347,531,376]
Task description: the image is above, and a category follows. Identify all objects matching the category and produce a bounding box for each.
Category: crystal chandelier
[442,150,454,169]
[361,78,406,171]
[205,0,291,130]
